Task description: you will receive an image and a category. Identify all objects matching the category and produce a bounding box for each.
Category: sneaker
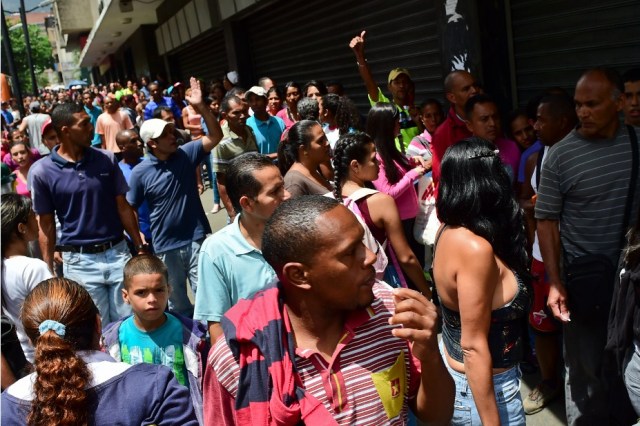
[210,204,221,214]
[523,381,561,415]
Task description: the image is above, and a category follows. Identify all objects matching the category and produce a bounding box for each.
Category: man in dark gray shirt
[535,68,640,425]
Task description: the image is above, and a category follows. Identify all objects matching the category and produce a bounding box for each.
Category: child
[102,254,209,425]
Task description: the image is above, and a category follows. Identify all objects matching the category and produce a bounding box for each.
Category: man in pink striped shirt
[203,195,454,425]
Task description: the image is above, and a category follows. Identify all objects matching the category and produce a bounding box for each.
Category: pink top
[276,108,297,131]
[372,154,420,220]
[96,110,134,152]
[494,137,521,183]
[186,107,203,139]
[12,171,29,197]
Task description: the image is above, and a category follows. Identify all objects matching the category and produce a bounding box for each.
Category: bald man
[96,94,134,154]
[535,68,639,425]
[116,129,152,249]
[431,70,479,184]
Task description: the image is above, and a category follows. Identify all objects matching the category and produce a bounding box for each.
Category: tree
[4,24,53,95]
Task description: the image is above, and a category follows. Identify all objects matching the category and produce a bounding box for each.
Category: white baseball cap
[139,119,172,143]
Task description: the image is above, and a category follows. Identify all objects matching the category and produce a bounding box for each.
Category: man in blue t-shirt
[127,78,223,318]
[245,86,285,159]
[82,90,103,147]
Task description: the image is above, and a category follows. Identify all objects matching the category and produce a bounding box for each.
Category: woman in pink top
[182,88,204,140]
[266,86,283,117]
[276,82,301,131]
[367,103,427,267]
[8,140,35,197]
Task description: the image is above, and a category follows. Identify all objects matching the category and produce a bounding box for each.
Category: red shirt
[431,107,472,187]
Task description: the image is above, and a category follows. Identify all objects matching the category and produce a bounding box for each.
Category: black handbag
[564,125,638,322]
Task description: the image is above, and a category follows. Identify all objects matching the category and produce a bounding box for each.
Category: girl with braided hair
[333,132,431,296]
[1,277,198,426]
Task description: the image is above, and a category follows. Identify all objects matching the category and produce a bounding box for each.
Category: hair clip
[38,320,66,337]
[468,149,499,159]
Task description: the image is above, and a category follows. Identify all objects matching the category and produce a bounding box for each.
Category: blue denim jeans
[624,348,640,417]
[156,239,202,318]
[62,239,132,325]
[440,341,525,425]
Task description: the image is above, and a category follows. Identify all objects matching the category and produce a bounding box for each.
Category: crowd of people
[1,29,640,425]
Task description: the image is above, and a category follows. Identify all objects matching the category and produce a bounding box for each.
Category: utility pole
[1,5,25,116]
[19,0,38,95]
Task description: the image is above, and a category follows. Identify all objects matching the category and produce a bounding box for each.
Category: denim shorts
[440,341,525,425]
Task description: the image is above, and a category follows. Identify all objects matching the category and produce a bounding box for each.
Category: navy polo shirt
[246,115,285,155]
[31,146,128,245]
[127,140,211,253]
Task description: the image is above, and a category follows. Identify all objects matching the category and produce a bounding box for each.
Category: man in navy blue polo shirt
[127,77,223,318]
[32,102,147,325]
[245,86,285,159]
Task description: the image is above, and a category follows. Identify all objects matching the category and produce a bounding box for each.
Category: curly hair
[437,137,530,278]
[365,103,410,184]
[22,278,99,426]
[277,120,321,176]
[332,132,375,200]
[322,94,361,135]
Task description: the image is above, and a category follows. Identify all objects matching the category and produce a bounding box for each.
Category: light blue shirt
[194,215,276,322]
[246,115,285,155]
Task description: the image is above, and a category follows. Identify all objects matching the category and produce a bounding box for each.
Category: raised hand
[349,30,367,59]
[185,77,202,106]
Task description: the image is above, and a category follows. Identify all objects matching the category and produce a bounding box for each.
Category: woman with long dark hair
[433,137,530,425]
[1,194,52,364]
[333,132,431,294]
[367,102,427,266]
[278,120,333,198]
[1,277,198,425]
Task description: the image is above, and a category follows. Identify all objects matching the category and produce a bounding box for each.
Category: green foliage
[6,24,53,95]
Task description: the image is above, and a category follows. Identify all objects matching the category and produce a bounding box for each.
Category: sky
[2,0,50,14]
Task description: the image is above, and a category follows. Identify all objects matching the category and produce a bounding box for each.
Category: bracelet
[357,59,367,67]
[136,244,149,252]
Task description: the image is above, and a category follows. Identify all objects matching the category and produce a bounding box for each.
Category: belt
[56,237,124,254]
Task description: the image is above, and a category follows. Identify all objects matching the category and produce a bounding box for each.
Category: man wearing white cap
[245,86,285,159]
[127,77,223,318]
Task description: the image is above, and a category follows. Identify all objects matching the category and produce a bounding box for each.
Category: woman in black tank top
[433,137,531,425]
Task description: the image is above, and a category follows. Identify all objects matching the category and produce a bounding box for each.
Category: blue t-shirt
[194,214,276,322]
[84,104,103,146]
[119,160,151,242]
[118,313,189,387]
[517,140,543,183]
[246,115,285,155]
[127,140,211,253]
[31,146,129,245]
[144,97,169,120]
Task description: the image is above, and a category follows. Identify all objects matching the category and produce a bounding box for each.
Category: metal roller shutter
[241,0,444,112]
[170,30,228,83]
[510,0,640,106]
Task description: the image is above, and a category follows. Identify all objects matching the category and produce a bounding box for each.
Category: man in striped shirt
[203,196,454,425]
[535,68,640,425]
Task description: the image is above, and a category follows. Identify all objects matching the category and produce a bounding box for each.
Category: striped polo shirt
[535,125,640,263]
[211,122,259,174]
[209,282,421,425]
